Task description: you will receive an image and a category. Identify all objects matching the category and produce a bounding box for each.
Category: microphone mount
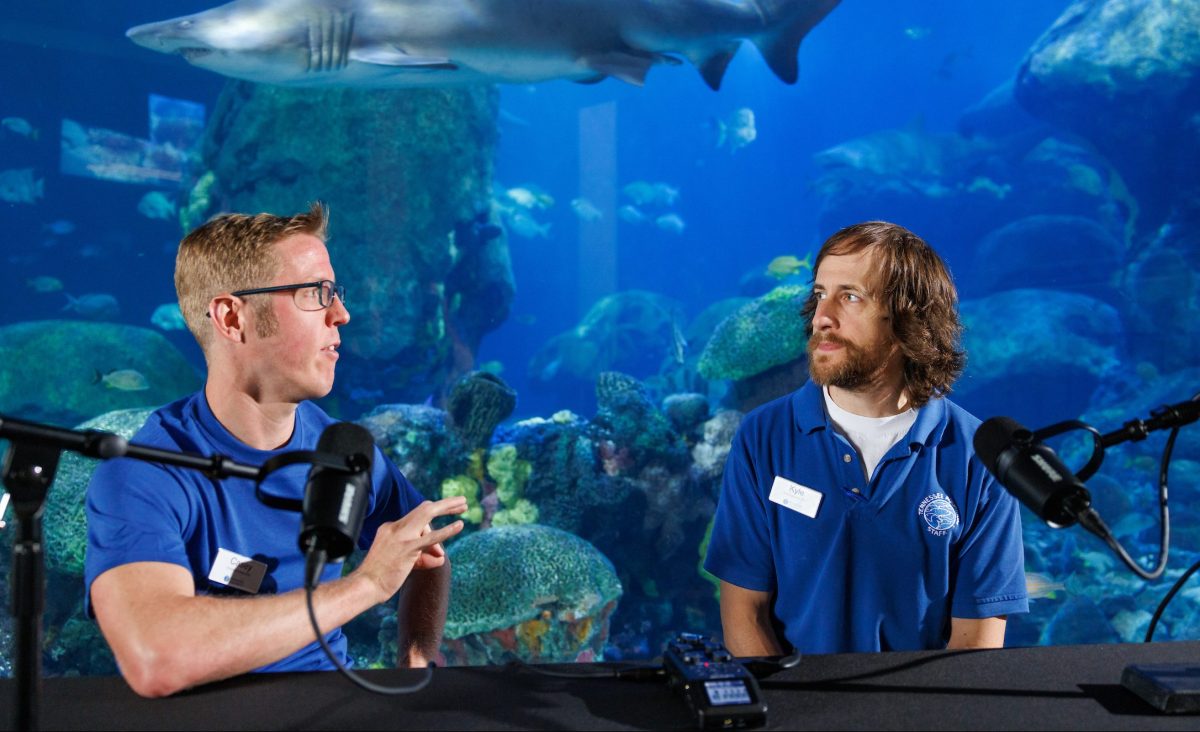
[0,412,363,732]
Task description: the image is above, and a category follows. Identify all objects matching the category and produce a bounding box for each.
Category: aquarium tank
[1,0,1198,678]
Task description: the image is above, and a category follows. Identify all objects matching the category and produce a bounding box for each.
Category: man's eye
[844,293,861,303]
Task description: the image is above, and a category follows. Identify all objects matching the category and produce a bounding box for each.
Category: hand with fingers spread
[354,497,468,604]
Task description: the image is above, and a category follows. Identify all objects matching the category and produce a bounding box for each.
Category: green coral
[492,498,539,526]
[486,443,532,507]
[443,524,622,639]
[440,474,484,524]
[698,285,811,381]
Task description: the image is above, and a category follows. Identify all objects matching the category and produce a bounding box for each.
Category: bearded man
[704,221,1028,655]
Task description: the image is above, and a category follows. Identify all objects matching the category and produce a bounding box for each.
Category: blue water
[2,0,1199,675]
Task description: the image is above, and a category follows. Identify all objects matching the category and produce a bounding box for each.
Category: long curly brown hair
[801,221,965,408]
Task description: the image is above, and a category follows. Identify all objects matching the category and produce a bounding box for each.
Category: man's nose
[328,297,350,325]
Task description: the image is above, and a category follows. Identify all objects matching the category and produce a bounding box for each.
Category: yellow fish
[1025,572,1066,600]
[766,253,813,279]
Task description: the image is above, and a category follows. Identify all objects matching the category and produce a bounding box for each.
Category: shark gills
[306,10,354,72]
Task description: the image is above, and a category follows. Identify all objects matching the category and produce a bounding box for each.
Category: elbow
[116,641,197,698]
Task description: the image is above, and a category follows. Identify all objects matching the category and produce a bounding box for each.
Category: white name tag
[208,547,267,594]
[769,476,823,519]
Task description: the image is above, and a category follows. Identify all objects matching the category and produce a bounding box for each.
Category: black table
[5,640,1199,730]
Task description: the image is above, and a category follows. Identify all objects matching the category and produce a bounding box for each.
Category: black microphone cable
[1142,390,1200,641]
[303,543,435,695]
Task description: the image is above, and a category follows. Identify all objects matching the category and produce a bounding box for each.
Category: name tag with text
[207,547,267,594]
[769,476,823,519]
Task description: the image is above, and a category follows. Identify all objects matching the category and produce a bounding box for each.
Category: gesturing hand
[356,497,467,603]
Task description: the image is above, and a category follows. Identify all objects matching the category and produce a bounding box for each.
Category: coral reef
[447,371,517,449]
[697,286,810,411]
[441,525,622,665]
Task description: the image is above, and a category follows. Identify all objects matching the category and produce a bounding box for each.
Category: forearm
[719,582,784,657]
[100,570,382,697]
[396,561,451,667]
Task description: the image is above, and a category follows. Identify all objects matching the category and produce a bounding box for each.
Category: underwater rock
[698,286,810,412]
[1015,0,1200,219]
[1083,366,1200,466]
[1038,596,1121,646]
[30,408,153,677]
[969,215,1124,304]
[357,403,459,500]
[1120,208,1200,372]
[593,372,688,474]
[446,370,517,449]
[957,80,1051,142]
[956,289,1123,428]
[43,408,157,576]
[691,409,744,488]
[441,524,622,665]
[527,290,688,410]
[0,320,201,426]
[201,80,506,403]
[661,393,710,436]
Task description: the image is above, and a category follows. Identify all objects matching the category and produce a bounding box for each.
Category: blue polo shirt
[84,391,426,672]
[704,381,1027,654]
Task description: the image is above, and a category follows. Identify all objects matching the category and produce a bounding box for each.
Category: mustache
[809,334,852,348]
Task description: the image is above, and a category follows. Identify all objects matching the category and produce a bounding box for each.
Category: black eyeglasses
[230,280,346,311]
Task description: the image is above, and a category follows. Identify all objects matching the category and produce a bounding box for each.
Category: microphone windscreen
[973,416,1026,474]
[315,422,375,473]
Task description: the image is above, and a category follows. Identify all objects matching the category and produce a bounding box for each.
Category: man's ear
[209,295,246,344]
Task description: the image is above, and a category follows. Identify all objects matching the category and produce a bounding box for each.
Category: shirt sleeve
[703,422,776,593]
[950,460,1029,619]
[84,458,193,616]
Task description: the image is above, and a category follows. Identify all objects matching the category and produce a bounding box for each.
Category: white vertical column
[577,101,618,315]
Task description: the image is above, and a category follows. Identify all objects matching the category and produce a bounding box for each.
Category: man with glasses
[84,203,467,697]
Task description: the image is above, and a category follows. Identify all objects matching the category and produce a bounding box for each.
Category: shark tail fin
[690,44,740,91]
[752,0,840,84]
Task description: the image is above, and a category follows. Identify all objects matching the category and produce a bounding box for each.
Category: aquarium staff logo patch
[918,492,958,536]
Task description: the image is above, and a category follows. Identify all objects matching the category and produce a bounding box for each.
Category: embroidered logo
[918,492,959,536]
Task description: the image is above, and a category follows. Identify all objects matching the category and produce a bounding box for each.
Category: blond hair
[175,202,329,353]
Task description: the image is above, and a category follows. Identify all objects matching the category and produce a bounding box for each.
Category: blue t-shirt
[704,381,1028,654]
[84,391,426,672]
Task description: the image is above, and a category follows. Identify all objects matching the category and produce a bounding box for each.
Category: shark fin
[584,50,673,86]
[688,44,740,91]
[350,46,457,70]
[573,74,608,85]
[752,0,840,84]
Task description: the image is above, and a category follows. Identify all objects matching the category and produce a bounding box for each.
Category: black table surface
[5,640,1200,730]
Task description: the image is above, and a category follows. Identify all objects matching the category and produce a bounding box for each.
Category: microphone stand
[1030,397,1200,713]
[0,413,348,732]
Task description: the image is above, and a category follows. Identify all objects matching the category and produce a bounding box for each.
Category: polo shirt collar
[791,380,950,449]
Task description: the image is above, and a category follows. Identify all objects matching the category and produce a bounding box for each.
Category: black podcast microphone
[300,422,375,588]
[973,416,1108,536]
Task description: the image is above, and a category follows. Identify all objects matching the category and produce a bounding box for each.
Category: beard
[807,333,896,390]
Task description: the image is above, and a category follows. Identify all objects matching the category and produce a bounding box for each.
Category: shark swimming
[126,0,840,90]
